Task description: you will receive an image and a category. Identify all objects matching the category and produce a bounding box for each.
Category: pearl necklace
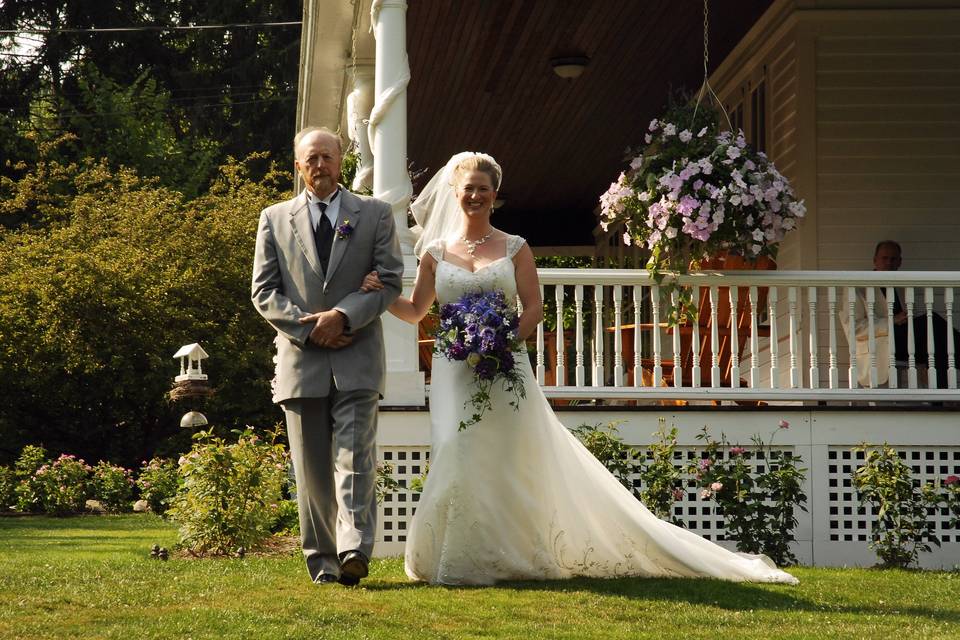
[460,229,495,256]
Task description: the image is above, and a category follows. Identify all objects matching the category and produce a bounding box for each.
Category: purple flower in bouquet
[435,290,527,430]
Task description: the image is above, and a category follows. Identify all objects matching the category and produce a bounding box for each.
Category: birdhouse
[173,343,209,382]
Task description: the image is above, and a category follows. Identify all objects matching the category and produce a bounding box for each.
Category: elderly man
[872,241,958,388]
[251,126,402,585]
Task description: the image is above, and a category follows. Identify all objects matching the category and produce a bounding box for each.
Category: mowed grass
[1,516,959,639]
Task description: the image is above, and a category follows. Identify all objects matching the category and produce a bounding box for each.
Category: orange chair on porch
[616,255,775,394]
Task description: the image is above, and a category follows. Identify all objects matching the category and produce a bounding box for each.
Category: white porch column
[370,0,423,405]
[346,64,375,192]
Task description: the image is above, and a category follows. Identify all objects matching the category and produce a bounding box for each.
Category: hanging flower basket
[598,100,805,320]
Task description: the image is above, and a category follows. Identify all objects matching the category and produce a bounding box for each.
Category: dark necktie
[314,202,333,274]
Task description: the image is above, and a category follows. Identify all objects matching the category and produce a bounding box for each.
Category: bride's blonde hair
[451,155,502,190]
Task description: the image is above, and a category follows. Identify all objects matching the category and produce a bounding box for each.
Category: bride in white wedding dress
[361,152,798,586]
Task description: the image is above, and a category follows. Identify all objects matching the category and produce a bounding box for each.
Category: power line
[20,94,296,123]
[0,21,302,35]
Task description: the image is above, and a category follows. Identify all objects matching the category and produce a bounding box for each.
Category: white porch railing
[528,269,960,403]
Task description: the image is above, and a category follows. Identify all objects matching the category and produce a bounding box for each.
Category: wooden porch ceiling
[406,0,773,247]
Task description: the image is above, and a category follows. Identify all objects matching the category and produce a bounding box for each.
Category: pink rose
[710,482,723,492]
[778,419,790,429]
[729,446,746,456]
[945,475,959,486]
[672,488,684,501]
[699,489,712,500]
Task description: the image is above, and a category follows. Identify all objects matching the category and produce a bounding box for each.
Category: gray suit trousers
[282,386,379,582]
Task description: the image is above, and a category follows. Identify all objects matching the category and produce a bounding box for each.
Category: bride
[361,152,798,586]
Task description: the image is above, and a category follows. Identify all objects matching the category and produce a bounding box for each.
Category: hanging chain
[702,0,710,80]
[691,0,733,131]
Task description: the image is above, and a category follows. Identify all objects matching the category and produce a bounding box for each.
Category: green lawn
[1,516,958,639]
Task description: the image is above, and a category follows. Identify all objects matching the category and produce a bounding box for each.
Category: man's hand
[894,310,908,326]
[299,310,350,348]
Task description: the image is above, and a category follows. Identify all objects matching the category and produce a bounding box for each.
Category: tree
[0,149,289,465]
[0,0,301,192]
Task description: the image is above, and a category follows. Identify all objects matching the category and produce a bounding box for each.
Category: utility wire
[0,21,301,35]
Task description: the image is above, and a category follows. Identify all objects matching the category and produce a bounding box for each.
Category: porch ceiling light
[550,56,589,80]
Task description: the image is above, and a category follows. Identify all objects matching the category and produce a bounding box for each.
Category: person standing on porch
[251,126,403,585]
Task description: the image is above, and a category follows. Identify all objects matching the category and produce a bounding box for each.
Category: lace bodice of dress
[426,235,526,305]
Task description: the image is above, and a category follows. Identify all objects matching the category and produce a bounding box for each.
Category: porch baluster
[729,286,740,388]
[769,287,779,387]
[788,287,799,388]
[710,285,720,388]
[613,284,624,386]
[633,285,643,387]
[672,289,683,388]
[575,285,585,387]
[749,286,760,388]
[906,287,917,388]
[828,287,839,389]
[948,288,957,389]
[846,287,857,389]
[808,287,819,389]
[593,285,604,387]
[555,285,566,387]
[866,287,877,388]
[886,286,897,389]
[925,287,936,389]
[652,285,663,386]
[691,287,702,388]
[535,284,545,385]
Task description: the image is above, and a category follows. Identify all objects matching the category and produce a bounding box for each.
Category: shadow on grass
[362,573,960,625]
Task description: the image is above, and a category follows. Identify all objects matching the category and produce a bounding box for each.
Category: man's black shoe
[339,550,369,586]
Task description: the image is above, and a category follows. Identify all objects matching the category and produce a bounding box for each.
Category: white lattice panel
[372,409,960,568]
[827,446,960,544]
[376,446,430,555]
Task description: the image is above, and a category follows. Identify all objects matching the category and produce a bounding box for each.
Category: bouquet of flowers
[599,100,805,319]
[435,290,526,431]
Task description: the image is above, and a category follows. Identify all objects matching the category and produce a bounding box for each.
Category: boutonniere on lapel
[335,219,354,240]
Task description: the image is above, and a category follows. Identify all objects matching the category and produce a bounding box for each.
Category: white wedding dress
[404,235,798,586]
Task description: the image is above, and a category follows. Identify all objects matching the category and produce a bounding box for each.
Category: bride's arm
[513,243,543,340]
[361,253,438,324]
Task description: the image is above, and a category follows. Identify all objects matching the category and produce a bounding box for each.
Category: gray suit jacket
[251,188,403,401]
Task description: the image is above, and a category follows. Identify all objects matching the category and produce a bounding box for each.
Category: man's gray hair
[293,126,343,153]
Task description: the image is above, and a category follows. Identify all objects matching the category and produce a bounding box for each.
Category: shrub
[90,461,134,513]
[13,445,49,513]
[572,421,639,492]
[270,499,300,537]
[33,454,92,516]
[690,422,807,566]
[0,466,15,510]
[852,443,940,568]
[637,419,684,524]
[574,420,684,523]
[376,460,400,504]
[167,428,288,555]
[944,474,960,530]
[136,457,180,515]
